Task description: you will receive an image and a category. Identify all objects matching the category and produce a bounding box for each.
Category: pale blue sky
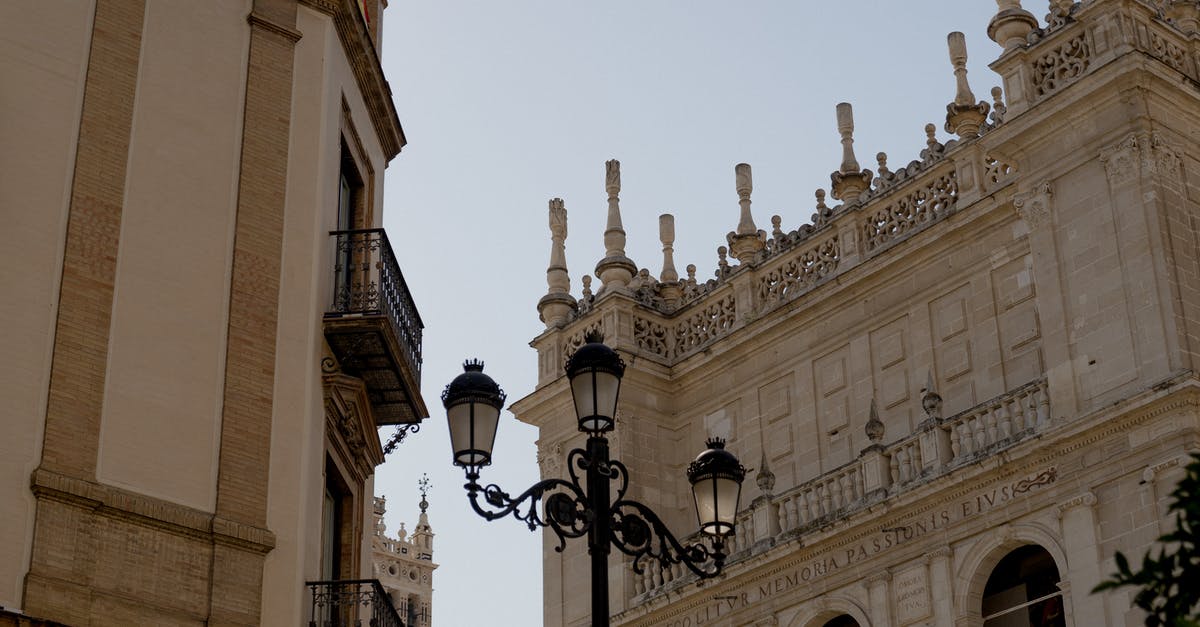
[377,2,1008,624]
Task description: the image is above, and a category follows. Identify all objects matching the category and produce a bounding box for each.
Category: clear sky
[377,2,1008,624]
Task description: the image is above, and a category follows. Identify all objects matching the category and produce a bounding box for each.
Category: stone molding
[299,0,405,158]
[1055,491,1097,518]
[30,468,276,553]
[247,10,303,42]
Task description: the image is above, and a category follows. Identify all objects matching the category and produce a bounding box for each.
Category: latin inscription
[894,566,929,624]
[656,467,1056,627]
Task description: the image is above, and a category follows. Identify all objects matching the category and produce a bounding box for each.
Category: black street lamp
[442,333,747,627]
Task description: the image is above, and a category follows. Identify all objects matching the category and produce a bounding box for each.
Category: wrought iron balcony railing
[307,579,404,627]
[329,229,423,380]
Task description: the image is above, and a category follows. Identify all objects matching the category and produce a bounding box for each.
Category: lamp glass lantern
[686,438,747,537]
[442,360,506,469]
[564,335,625,434]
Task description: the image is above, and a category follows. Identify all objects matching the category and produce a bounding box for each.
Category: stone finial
[537,198,577,328]
[811,189,831,226]
[1046,0,1074,28]
[945,32,991,139]
[836,103,859,172]
[727,163,766,263]
[717,245,730,277]
[595,160,636,290]
[658,214,679,283]
[581,274,593,300]
[990,86,1007,125]
[830,103,873,201]
[922,370,944,421]
[771,215,783,242]
[987,0,1038,51]
[921,124,945,164]
[756,451,776,493]
[865,398,885,444]
[876,152,890,177]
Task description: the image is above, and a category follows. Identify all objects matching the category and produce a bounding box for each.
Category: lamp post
[442,333,747,627]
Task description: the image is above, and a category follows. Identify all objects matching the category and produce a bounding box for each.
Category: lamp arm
[465,475,591,552]
[608,498,726,580]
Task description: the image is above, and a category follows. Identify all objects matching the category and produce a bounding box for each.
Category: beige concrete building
[0,0,426,625]
[371,481,437,626]
[513,1,1200,625]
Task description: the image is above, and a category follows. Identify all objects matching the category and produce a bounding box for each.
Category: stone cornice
[30,468,276,553]
[299,0,405,159]
[247,10,303,43]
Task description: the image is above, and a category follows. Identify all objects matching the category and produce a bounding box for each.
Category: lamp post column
[586,435,611,627]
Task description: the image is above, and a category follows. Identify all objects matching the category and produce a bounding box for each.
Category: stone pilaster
[1057,492,1104,626]
[1013,179,1079,421]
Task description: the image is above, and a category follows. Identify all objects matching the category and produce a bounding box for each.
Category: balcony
[307,579,404,627]
[324,229,427,425]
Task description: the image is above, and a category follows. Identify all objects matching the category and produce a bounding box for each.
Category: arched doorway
[822,616,860,627]
[981,545,1065,626]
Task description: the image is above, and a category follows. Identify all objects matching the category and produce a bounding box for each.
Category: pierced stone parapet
[672,293,737,357]
[632,315,671,360]
[754,234,840,313]
[1030,32,1090,98]
[561,319,603,366]
[861,167,959,254]
[983,154,1018,190]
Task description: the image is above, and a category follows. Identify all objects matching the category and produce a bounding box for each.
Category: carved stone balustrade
[630,378,1050,603]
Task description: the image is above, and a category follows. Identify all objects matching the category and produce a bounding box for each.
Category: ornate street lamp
[442,332,746,627]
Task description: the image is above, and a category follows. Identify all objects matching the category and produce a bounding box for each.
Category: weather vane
[418,473,431,513]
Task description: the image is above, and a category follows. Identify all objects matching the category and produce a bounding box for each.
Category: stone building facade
[511,1,1200,625]
[0,1,425,625]
[371,484,437,627]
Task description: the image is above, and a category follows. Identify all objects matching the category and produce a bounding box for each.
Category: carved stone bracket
[1101,134,1140,183]
[1013,179,1053,229]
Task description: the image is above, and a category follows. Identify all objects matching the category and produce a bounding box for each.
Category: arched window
[982,545,1065,627]
[822,616,861,627]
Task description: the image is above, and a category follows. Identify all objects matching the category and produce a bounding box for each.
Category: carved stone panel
[991,255,1043,389]
[929,285,976,415]
[893,563,931,624]
[869,317,912,431]
[813,346,852,471]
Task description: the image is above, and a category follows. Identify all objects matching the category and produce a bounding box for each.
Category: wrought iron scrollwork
[307,579,403,627]
[382,423,420,456]
[328,229,423,378]
[610,499,724,578]
[464,445,725,578]
[467,473,590,551]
